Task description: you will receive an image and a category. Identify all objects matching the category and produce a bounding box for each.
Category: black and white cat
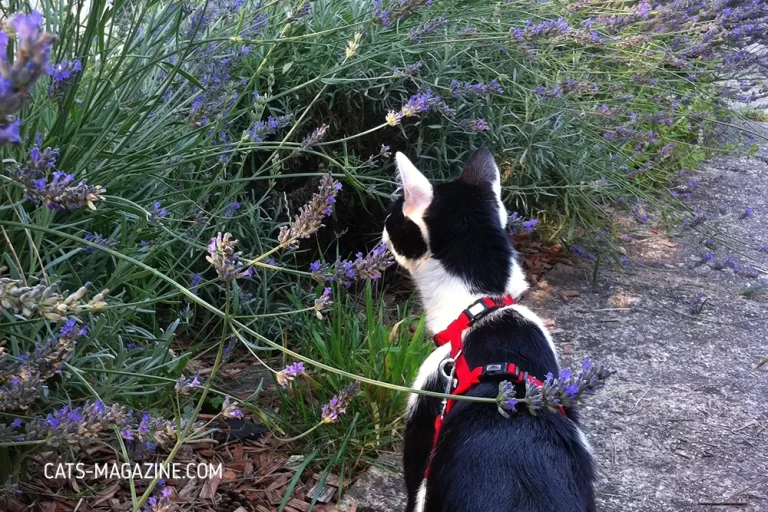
[382,148,595,512]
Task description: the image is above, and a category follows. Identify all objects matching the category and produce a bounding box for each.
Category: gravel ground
[335,122,768,512]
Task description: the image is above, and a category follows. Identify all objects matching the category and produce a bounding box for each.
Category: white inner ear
[396,152,433,216]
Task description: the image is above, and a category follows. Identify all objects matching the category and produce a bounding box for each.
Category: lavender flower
[276,362,305,388]
[496,359,613,417]
[522,219,539,232]
[0,317,97,411]
[458,24,478,37]
[49,59,81,99]
[248,114,292,142]
[178,304,193,322]
[535,86,562,99]
[2,400,131,445]
[51,59,82,83]
[292,124,329,157]
[328,243,394,287]
[408,16,446,42]
[206,232,253,280]
[192,207,210,228]
[0,11,57,144]
[11,154,106,210]
[459,118,490,132]
[507,212,539,234]
[450,79,503,99]
[373,0,433,27]
[2,401,200,447]
[223,200,241,217]
[309,260,329,281]
[190,273,204,294]
[0,278,108,321]
[393,61,424,77]
[321,383,359,423]
[277,174,342,248]
[28,145,59,170]
[740,207,753,219]
[510,18,570,41]
[149,202,168,223]
[174,373,202,395]
[221,395,243,419]
[400,89,441,117]
[364,144,392,167]
[82,232,118,254]
[385,110,403,126]
[314,287,333,318]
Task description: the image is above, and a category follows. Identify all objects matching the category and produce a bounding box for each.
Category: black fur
[423,313,594,512]
[386,197,429,260]
[391,149,595,512]
[458,147,499,188]
[403,371,442,511]
[387,172,513,293]
[424,180,510,294]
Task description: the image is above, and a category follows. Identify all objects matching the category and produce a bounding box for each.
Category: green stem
[134,281,232,511]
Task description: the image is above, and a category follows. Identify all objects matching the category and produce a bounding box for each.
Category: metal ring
[438,358,454,381]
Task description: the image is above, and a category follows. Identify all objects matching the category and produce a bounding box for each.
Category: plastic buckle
[482,363,508,378]
[463,298,493,323]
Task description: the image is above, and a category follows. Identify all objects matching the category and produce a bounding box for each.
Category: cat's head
[382,148,527,300]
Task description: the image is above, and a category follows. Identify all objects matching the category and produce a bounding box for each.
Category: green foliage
[0,0,749,506]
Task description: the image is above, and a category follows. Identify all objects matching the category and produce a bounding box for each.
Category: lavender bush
[0,0,764,507]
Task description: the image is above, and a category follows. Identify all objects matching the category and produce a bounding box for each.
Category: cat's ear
[396,152,433,214]
[459,147,501,195]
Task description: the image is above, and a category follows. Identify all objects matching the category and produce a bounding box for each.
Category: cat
[382,148,595,512]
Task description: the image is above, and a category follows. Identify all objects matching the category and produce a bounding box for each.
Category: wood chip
[267,472,292,490]
[232,443,244,461]
[266,489,284,506]
[283,455,305,471]
[178,476,200,499]
[39,502,56,512]
[199,471,222,500]
[307,482,336,503]
[288,499,311,512]
[91,484,120,507]
[562,290,581,297]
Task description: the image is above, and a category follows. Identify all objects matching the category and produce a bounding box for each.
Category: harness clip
[462,298,493,322]
[482,363,508,377]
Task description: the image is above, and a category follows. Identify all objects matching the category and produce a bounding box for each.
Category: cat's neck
[411,258,529,334]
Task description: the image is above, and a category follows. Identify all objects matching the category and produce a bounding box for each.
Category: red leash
[424,295,564,480]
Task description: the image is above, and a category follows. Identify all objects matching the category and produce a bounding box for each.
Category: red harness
[424,295,563,479]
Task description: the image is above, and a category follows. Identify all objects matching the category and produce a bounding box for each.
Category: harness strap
[423,294,566,480]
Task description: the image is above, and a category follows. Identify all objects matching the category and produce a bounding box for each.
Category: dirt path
[335,122,768,512]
